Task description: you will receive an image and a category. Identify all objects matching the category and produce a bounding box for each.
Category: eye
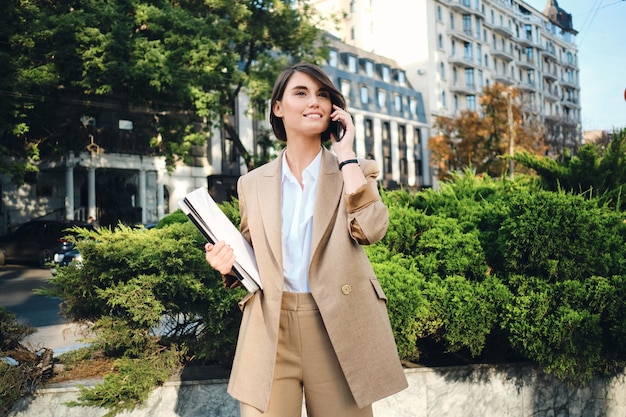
[318,90,330,98]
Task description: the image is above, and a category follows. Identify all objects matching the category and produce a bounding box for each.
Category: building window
[348,55,358,73]
[340,79,351,99]
[454,94,459,112]
[477,44,482,65]
[397,70,406,86]
[450,12,455,29]
[441,91,447,107]
[439,62,446,79]
[377,88,387,107]
[351,25,358,40]
[381,65,390,82]
[409,98,418,115]
[438,33,444,49]
[364,60,374,77]
[328,50,339,67]
[437,5,442,21]
[478,69,483,89]
[360,85,369,104]
[467,94,476,111]
[464,41,473,60]
[364,118,374,158]
[394,94,403,112]
[465,68,475,89]
[462,15,472,35]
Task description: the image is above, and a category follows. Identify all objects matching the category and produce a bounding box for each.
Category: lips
[304,112,323,119]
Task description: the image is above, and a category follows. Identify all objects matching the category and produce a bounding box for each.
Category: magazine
[178,187,262,293]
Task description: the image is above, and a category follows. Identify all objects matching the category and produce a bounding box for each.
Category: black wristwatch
[338,158,360,170]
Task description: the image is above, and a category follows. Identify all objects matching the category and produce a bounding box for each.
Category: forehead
[285,71,324,90]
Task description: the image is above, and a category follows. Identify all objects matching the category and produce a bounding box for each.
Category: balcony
[560,78,578,89]
[492,24,514,38]
[542,69,558,81]
[543,88,560,102]
[563,97,580,109]
[518,34,542,50]
[542,48,557,61]
[518,82,538,92]
[491,48,514,62]
[447,27,474,43]
[449,82,477,95]
[448,53,475,68]
[493,73,515,85]
[516,56,536,69]
[438,0,483,16]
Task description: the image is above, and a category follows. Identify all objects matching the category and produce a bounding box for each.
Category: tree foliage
[0,0,327,184]
[429,83,547,180]
[513,127,626,211]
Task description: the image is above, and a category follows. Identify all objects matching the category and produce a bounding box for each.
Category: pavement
[0,264,89,356]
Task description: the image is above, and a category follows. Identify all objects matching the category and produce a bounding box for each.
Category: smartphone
[331,120,346,142]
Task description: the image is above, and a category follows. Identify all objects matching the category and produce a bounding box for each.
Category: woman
[205,62,407,417]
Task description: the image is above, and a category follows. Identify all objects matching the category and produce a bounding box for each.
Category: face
[272,71,333,140]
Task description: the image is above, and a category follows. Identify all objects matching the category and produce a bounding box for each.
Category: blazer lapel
[257,150,284,279]
[310,148,342,263]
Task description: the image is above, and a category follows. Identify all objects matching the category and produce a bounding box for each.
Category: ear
[273,100,283,118]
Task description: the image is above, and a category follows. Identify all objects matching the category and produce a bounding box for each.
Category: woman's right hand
[205,241,236,275]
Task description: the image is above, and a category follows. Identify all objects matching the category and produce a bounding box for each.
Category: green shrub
[496,189,626,282]
[366,244,428,362]
[42,215,246,415]
[0,307,37,416]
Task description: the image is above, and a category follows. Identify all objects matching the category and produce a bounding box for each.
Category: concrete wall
[8,363,626,417]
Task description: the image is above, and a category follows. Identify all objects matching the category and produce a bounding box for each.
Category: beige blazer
[227,147,408,411]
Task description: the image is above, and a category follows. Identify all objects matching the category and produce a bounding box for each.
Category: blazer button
[341,284,352,295]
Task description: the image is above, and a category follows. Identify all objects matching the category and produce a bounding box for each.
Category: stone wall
[7,363,626,417]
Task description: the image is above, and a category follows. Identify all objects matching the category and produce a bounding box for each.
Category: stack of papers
[178,187,262,293]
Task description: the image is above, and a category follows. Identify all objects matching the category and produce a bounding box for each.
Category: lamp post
[505,87,515,178]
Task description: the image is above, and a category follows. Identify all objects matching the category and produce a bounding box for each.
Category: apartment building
[322,36,431,190]
[313,0,582,150]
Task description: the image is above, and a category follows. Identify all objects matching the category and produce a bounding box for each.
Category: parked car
[0,219,93,268]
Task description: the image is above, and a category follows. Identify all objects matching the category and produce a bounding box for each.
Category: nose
[308,95,320,107]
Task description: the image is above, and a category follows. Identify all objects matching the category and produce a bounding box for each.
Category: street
[0,264,87,354]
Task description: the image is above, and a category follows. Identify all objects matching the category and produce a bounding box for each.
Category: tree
[428,83,547,180]
[0,0,327,184]
[513,127,626,211]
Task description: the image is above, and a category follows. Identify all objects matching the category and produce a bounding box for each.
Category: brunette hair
[269,62,346,142]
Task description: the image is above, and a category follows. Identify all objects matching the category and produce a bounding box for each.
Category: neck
[285,143,321,183]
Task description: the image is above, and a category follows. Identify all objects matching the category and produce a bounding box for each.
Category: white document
[178,187,262,293]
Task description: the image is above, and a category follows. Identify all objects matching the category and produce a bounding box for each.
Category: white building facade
[313,0,581,148]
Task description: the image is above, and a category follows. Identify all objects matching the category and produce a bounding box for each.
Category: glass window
[360,85,369,104]
[377,88,386,107]
[409,98,418,115]
[467,95,476,111]
[437,5,442,21]
[463,15,472,35]
[364,60,374,77]
[439,62,446,79]
[397,70,406,86]
[381,65,390,82]
[328,50,339,67]
[438,34,444,49]
[348,55,358,73]
[441,91,447,107]
[340,79,351,98]
[394,94,402,112]
[465,68,475,89]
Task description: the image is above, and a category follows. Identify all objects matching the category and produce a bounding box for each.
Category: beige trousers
[240,292,374,417]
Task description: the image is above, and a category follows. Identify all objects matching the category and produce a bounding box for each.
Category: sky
[526,0,626,132]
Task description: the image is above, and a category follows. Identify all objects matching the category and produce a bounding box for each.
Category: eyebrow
[290,85,329,93]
